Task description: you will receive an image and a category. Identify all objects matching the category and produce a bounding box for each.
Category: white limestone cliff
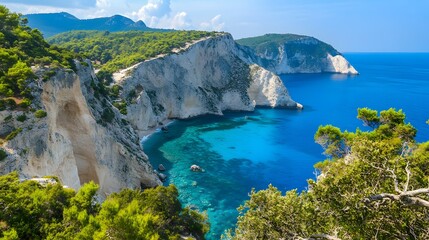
[115,34,301,136]
[325,54,358,74]
[0,33,301,193]
[0,62,161,195]
[238,36,358,75]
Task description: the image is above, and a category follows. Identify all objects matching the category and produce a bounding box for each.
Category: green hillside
[48,30,217,82]
[0,5,77,109]
[236,33,306,47]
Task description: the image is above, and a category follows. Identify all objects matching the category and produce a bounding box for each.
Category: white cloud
[131,0,192,29]
[0,0,96,9]
[96,0,110,8]
[170,12,191,29]
[3,0,226,32]
[133,0,171,26]
[199,14,225,31]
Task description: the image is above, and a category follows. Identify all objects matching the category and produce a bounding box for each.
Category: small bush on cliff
[16,114,26,122]
[5,128,22,141]
[227,108,429,239]
[34,109,47,118]
[0,172,209,239]
[0,148,7,161]
[101,107,115,123]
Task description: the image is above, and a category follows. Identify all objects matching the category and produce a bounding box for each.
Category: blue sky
[1,0,428,52]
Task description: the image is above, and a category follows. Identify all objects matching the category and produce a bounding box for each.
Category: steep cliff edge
[114,34,301,135]
[0,61,161,195]
[1,33,300,194]
[237,33,358,74]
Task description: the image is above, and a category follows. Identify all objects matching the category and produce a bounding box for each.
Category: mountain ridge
[24,12,168,37]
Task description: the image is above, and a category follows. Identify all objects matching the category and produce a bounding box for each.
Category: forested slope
[48,30,217,82]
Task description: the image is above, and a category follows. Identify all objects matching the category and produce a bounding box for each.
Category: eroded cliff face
[0,33,301,193]
[0,62,160,195]
[115,34,300,135]
[238,36,358,75]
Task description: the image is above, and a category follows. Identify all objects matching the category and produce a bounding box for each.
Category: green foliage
[5,127,22,140]
[0,98,17,111]
[48,30,217,75]
[229,108,429,239]
[34,109,47,118]
[16,114,26,122]
[110,84,122,97]
[42,69,56,82]
[0,228,19,240]
[0,148,7,161]
[0,173,209,239]
[113,99,127,115]
[227,185,313,239]
[3,115,12,121]
[101,107,115,123]
[314,125,349,158]
[0,172,75,239]
[357,107,380,128]
[18,97,31,108]
[0,5,78,99]
[380,108,405,126]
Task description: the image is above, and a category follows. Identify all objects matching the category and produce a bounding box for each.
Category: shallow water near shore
[142,53,429,239]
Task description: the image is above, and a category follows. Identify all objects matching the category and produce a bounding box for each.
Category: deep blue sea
[142,53,429,239]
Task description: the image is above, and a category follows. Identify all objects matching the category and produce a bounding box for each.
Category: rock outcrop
[115,33,301,136]
[0,61,161,195]
[1,33,301,194]
[237,33,358,75]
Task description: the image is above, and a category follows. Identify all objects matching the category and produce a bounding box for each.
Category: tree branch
[365,161,429,208]
[403,161,411,192]
[364,190,429,208]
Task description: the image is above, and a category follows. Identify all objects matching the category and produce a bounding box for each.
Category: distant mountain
[24,12,168,37]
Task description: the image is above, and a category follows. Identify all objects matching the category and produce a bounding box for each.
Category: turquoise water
[142,53,429,239]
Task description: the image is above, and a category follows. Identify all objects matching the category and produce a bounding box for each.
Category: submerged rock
[157,172,167,182]
[190,164,202,172]
[158,164,166,171]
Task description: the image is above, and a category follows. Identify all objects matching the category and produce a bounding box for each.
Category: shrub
[5,128,22,140]
[16,114,27,122]
[19,98,31,108]
[34,110,47,118]
[4,115,13,122]
[5,99,17,110]
[101,108,115,123]
[0,99,5,111]
[42,70,57,82]
[0,148,7,161]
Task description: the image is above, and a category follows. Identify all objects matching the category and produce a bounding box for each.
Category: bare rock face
[116,34,301,136]
[0,61,161,195]
[237,34,358,75]
[1,33,302,194]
